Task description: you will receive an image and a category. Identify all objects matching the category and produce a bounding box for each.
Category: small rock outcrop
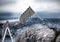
[56,35,60,42]
[15,24,55,42]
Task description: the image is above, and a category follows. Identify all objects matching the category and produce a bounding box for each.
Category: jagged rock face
[15,24,55,42]
[56,35,60,42]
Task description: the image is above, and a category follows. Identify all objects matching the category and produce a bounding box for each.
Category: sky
[0,0,60,12]
[0,0,60,18]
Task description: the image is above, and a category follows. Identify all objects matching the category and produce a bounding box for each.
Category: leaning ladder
[2,27,13,42]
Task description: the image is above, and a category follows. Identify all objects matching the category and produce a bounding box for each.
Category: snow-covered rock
[56,35,60,42]
[15,24,55,42]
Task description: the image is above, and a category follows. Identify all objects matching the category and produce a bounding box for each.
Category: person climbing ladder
[2,21,13,42]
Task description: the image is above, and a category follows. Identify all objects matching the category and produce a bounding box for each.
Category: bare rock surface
[15,24,55,42]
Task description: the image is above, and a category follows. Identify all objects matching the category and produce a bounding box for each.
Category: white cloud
[35,0,60,3]
[0,0,60,13]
